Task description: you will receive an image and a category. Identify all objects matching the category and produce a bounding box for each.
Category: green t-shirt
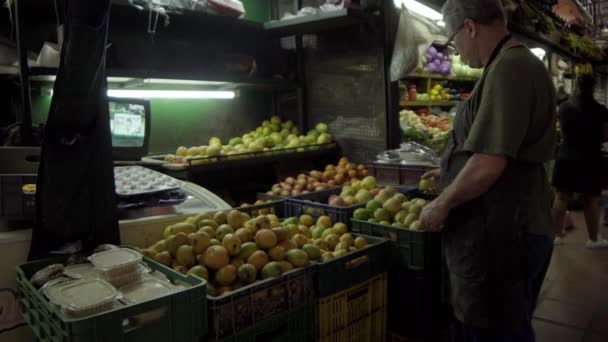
[464,47,557,237]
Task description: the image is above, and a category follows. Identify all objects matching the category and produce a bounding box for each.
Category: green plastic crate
[215,304,314,342]
[350,219,442,271]
[314,234,388,298]
[17,256,206,342]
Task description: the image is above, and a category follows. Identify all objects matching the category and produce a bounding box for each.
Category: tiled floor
[533,212,608,342]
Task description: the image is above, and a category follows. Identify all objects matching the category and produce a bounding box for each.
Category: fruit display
[352,187,430,231]
[163,117,333,165]
[239,199,281,217]
[328,176,380,207]
[267,157,368,197]
[400,109,451,154]
[450,55,483,78]
[418,175,439,195]
[424,46,451,75]
[140,210,370,297]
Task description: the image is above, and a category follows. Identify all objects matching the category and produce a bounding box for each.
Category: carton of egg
[114,166,182,196]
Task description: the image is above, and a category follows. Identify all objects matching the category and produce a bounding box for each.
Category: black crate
[237,193,285,218]
[314,234,388,298]
[207,266,315,340]
[387,268,451,337]
[214,304,314,342]
[284,187,365,224]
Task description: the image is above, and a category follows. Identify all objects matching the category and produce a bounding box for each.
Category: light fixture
[142,79,228,86]
[530,47,546,61]
[48,89,236,99]
[107,89,235,99]
[393,0,443,21]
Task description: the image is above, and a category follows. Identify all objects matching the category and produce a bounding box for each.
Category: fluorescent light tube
[107,89,235,99]
[143,78,228,86]
[48,89,236,99]
[394,0,443,21]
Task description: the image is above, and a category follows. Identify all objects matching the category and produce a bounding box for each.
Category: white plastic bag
[390,4,445,81]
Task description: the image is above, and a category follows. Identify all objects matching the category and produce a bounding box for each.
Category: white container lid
[46,279,118,313]
[88,248,142,272]
[119,278,175,304]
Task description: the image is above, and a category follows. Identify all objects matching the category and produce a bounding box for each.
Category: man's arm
[420,153,507,230]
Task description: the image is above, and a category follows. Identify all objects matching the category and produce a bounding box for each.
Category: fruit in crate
[142,209,370,297]
[351,188,431,231]
[327,176,381,207]
[267,157,369,197]
[163,117,333,164]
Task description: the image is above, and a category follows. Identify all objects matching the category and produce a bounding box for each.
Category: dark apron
[440,37,541,333]
[29,0,119,260]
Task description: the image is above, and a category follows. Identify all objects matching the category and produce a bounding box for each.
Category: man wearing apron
[419,0,556,341]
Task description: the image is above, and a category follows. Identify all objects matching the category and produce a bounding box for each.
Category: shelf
[158,143,338,175]
[508,24,584,62]
[400,101,460,107]
[401,74,479,82]
[27,67,299,90]
[264,8,371,37]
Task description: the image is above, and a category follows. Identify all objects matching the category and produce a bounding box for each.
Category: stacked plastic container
[88,248,146,288]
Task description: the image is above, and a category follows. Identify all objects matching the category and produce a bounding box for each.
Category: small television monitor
[108,97,150,161]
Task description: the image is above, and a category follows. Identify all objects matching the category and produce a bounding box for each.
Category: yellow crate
[316,273,387,341]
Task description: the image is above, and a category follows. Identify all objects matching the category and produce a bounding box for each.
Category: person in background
[419,0,556,341]
[551,74,608,249]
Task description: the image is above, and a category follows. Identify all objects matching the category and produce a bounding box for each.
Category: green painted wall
[31,93,269,155]
[242,0,270,23]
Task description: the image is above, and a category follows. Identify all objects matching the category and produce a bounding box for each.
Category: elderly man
[419,0,556,341]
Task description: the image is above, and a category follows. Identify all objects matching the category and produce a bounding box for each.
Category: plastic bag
[196,0,245,17]
[390,4,445,81]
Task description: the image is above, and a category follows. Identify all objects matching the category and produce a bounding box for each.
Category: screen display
[109,101,146,148]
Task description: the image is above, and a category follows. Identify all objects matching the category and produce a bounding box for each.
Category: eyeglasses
[439,23,464,52]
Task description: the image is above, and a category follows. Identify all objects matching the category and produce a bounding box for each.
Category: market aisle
[533,212,608,342]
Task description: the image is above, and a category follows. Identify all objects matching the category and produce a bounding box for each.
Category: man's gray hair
[442,0,506,36]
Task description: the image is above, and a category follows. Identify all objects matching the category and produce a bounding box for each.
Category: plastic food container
[63,263,101,280]
[45,279,119,318]
[88,248,142,277]
[103,263,148,288]
[119,278,176,304]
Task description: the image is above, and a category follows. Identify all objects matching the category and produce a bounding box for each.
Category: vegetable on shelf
[400,109,451,155]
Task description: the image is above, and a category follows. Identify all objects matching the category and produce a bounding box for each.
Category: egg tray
[207,265,314,340]
[114,166,183,197]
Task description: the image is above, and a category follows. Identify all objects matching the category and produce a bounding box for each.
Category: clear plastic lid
[88,248,142,272]
[119,278,176,304]
[45,279,118,313]
[64,263,101,280]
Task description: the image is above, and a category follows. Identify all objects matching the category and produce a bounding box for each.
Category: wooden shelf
[400,101,460,107]
[264,8,371,37]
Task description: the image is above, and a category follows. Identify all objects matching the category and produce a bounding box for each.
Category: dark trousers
[454,233,554,342]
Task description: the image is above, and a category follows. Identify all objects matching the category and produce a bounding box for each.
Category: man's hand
[421,168,440,180]
[420,198,449,231]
